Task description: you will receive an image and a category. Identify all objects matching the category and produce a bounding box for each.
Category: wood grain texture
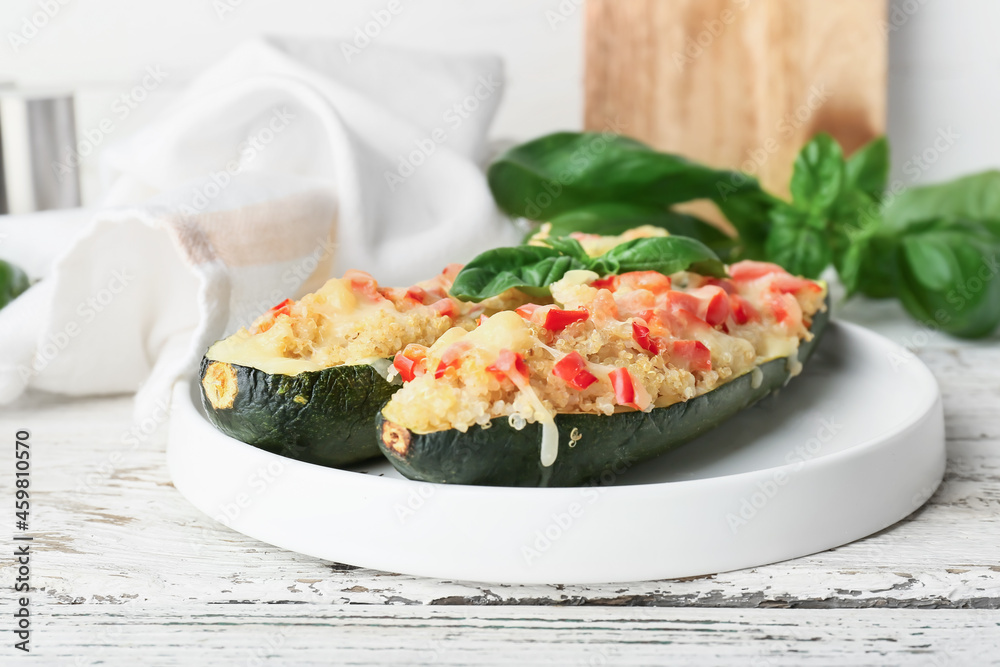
[10,607,1000,666]
[584,0,888,197]
[0,304,997,662]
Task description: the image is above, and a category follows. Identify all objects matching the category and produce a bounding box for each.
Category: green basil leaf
[714,188,780,260]
[538,235,590,261]
[764,204,832,279]
[883,171,1000,232]
[0,259,30,310]
[533,203,739,262]
[835,240,864,296]
[449,246,590,302]
[901,234,960,291]
[892,218,1000,338]
[590,236,727,279]
[790,133,844,214]
[844,136,889,199]
[488,132,765,220]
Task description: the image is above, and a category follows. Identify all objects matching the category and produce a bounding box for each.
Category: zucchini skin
[199,357,398,467]
[377,305,830,487]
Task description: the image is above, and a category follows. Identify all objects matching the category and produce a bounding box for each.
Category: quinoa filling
[381,260,827,466]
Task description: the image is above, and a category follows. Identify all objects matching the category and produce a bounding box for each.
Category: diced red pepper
[434,341,470,378]
[768,293,803,326]
[631,321,659,355]
[689,286,730,327]
[393,352,419,382]
[542,308,590,332]
[618,271,672,293]
[729,260,784,282]
[270,298,293,317]
[486,349,530,383]
[671,340,712,371]
[344,270,382,300]
[252,299,294,333]
[429,298,456,318]
[515,303,541,320]
[404,286,427,304]
[730,295,759,325]
[393,346,427,381]
[609,367,636,408]
[590,275,620,291]
[552,351,598,390]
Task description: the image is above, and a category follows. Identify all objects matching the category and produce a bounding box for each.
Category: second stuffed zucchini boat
[377,260,829,487]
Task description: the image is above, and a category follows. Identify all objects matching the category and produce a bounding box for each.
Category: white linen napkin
[0,37,520,418]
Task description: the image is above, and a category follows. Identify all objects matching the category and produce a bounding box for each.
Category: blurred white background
[0,0,584,204]
[1,0,997,205]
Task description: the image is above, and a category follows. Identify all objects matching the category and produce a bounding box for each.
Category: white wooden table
[2,299,999,665]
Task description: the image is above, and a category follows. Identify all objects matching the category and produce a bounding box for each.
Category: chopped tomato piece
[477,314,488,326]
[590,275,620,291]
[618,271,672,293]
[671,340,712,371]
[631,321,659,355]
[486,349,530,383]
[429,298,456,318]
[516,303,541,320]
[542,308,590,332]
[729,260,785,282]
[609,367,636,408]
[552,351,598,390]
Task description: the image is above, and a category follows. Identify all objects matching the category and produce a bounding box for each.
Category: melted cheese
[207,277,444,375]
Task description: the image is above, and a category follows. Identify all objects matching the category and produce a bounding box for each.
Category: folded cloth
[0,37,520,419]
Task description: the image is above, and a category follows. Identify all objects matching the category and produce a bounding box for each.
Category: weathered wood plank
[12,606,1000,666]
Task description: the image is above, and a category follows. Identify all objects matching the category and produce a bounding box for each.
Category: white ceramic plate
[168,321,945,584]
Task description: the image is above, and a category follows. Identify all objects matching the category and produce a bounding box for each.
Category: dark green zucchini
[377,304,830,487]
[199,357,398,467]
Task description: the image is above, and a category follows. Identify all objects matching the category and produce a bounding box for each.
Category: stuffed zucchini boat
[377,260,829,487]
[200,265,489,467]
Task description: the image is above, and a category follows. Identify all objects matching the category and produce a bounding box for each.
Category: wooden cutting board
[584,0,888,199]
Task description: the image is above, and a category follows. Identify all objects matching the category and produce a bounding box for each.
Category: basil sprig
[487,129,1000,338]
[489,132,772,260]
[450,236,725,302]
